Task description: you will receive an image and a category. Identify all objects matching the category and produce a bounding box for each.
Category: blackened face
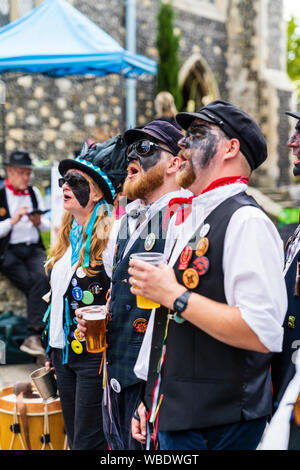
[127,147,162,172]
[63,171,91,207]
[287,121,300,176]
[176,121,225,188]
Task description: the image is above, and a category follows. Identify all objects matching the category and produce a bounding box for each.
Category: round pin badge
[133,318,148,333]
[182,268,199,289]
[82,290,94,305]
[193,256,210,276]
[74,328,85,342]
[71,278,78,287]
[110,378,121,393]
[76,266,86,279]
[178,245,193,271]
[70,300,79,310]
[199,223,210,238]
[71,340,83,354]
[195,237,209,257]
[0,207,7,217]
[88,283,102,295]
[72,286,83,301]
[144,233,156,251]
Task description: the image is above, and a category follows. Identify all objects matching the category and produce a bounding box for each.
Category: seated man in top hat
[0,150,50,357]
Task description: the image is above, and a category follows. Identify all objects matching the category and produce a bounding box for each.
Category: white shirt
[0,186,50,244]
[259,349,300,450]
[103,188,192,278]
[134,183,287,380]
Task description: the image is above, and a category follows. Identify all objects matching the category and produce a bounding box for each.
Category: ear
[166,155,183,175]
[223,138,240,162]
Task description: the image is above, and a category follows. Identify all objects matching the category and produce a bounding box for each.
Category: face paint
[287,122,300,176]
[184,125,221,169]
[64,171,91,207]
[128,148,162,172]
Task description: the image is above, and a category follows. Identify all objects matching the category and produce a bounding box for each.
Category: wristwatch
[173,290,192,323]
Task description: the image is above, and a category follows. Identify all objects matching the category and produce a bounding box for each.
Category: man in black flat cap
[0,150,50,357]
[129,101,287,450]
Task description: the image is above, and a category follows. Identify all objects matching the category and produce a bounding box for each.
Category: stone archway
[179,54,220,112]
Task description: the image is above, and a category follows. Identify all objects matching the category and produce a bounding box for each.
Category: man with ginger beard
[77,120,190,450]
[129,101,287,450]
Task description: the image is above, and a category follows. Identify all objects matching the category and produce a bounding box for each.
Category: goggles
[58,172,89,188]
[126,139,175,158]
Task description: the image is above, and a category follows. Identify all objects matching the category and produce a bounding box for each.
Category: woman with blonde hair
[43,137,127,450]
[154,91,182,129]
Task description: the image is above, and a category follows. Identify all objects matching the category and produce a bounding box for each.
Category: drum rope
[9,401,26,450]
[41,401,54,450]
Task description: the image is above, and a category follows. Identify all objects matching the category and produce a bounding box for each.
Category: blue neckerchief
[69,219,84,266]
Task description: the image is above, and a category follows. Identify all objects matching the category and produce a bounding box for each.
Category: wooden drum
[0,386,67,450]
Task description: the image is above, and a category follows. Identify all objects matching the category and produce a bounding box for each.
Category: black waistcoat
[107,207,169,389]
[271,247,300,407]
[143,192,273,431]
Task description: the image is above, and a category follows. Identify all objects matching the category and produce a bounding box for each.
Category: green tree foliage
[287,16,300,98]
[156,1,182,109]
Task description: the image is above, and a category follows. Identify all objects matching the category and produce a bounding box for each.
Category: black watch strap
[173,290,192,318]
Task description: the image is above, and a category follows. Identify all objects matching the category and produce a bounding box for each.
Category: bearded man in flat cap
[129,100,287,450]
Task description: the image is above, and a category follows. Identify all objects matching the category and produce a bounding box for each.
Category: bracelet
[133,409,140,421]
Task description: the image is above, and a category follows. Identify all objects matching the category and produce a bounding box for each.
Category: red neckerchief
[163,176,249,229]
[5,178,30,196]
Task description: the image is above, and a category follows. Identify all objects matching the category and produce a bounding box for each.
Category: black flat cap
[6,150,33,168]
[286,111,300,120]
[123,120,184,155]
[176,100,268,170]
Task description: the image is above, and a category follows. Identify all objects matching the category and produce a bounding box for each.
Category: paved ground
[0,362,41,390]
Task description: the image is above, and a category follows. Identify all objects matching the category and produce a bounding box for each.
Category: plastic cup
[76,305,107,353]
[129,252,166,309]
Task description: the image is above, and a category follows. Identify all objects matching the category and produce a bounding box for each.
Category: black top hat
[286,111,300,121]
[6,150,33,168]
[59,135,128,205]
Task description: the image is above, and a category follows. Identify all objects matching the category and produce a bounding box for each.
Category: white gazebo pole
[0,79,6,167]
[125,0,137,130]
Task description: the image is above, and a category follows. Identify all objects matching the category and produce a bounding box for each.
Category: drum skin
[0,386,66,450]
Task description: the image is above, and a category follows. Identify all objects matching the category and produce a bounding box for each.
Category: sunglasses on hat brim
[126,139,176,158]
[58,171,89,188]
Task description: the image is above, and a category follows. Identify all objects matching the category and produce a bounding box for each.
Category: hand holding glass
[129,252,166,309]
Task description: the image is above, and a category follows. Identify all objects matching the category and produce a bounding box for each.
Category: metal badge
[195,237,209,257]
[76,266,86,278]
[82,290,94,305]
[182,268,199,289]
[110,378,121,393]
[144,232,156,251]
[193,256,210,276]
[133,318,148,333]
[72,286,83,301]
[178,245,193,271]
[199,223,210,238]
[71,340,83,354]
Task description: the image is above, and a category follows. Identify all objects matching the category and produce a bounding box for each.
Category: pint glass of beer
[129,252,166,309]
[76,305,107,353]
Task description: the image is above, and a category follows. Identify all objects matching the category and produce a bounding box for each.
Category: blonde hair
[155,91,178,118]
[45,173,114,277]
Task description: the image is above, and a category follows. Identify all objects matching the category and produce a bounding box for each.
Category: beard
[122,161,165,201]
[176,158,197,189]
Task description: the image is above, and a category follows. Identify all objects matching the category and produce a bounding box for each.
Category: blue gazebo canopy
[0,0,157,77]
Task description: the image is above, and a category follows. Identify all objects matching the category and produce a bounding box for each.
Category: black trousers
[0,243,49,334]
[52,348,107,450]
